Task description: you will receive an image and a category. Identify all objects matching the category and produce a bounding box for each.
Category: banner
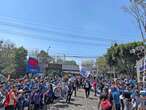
[79,65,90,78]
[26,57,40,74]
[139,57,146,73]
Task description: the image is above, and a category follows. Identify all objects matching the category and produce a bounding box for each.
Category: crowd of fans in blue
[0,75,82,110]
[0,75,146,110]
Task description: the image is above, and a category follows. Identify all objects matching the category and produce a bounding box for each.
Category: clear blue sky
[0,0,142,59]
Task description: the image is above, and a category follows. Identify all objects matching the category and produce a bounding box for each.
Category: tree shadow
[69,102,83,107]
[88,97,98,101]
[54,104,69,108]
[71,98,75,101]
[76,95,85,99]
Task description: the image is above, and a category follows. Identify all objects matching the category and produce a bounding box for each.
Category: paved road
[49,89,99,110]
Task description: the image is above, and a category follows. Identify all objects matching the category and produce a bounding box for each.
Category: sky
[0,0,143,61]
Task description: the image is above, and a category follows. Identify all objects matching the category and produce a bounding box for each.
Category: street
[50,89,99,110]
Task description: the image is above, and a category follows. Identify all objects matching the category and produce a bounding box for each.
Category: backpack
[85,82,89,88]
[68,85,73,95]
[101,99,111,110]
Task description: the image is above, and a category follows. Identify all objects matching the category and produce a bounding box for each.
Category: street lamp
[47,46,51,55]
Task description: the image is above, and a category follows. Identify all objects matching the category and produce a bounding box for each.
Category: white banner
[79,65,91,78]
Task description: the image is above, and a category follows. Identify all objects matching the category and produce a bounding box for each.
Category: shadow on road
[54,102,83,109]
[76,95,85,99]
[53,98,83,109]
[69,102,83,106]
[88,97,98,101]
[54,104,69,108]
[71,98,75,101]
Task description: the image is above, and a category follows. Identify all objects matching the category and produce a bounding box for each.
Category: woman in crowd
[4,85,17,110]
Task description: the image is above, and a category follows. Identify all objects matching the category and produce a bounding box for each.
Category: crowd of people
[0,74,146,110]
[0,74,82,110]
[95,76,146,110]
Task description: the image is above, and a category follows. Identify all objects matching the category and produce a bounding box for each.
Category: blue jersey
[112,89,120,104]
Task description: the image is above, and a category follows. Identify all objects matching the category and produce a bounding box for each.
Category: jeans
[5,105,15,110]
[66,94,72,103]
[115,104,121,110]
[85,88,90,98]
[34,104,40,110]
[73,87,77,96]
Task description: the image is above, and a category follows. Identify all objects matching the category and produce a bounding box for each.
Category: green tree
[38,50,49,64]
[96,56,109,74]
[105,42,143,76]
[82,60,95,69]
[37,50,54,64]
[122,0,146,40]
[0,40,16,76]
[15,47,27,76]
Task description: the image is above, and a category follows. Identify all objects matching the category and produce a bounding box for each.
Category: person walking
[84,79,91,98]
[4,85,17,110]
[66,81,73,104]
[111,87,121,110]
[100,95,112,110]
[92,77,97,96]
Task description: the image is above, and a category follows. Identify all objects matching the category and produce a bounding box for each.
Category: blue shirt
[112,90,120,104]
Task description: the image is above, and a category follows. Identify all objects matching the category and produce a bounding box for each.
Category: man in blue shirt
[111,87,121,110]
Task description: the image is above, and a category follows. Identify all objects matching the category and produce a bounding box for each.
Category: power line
[26,48,98,59]
[0,29,110,47]
[47,55,97,59]
[0,19,123,43]
[54,55,97,59]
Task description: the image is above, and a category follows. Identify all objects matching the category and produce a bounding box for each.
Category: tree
[37,50,54,64]
[96,56,109,74]
[15,47,27,76]
[105,42,144,76]
[38,50,49,63]
[82,60,95,69]
[0,40,16,76]
[122,0,146,40]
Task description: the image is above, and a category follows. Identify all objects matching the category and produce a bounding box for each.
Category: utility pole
[47,46,51,55]
[47,46,51,63]
[63,54,66,63]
